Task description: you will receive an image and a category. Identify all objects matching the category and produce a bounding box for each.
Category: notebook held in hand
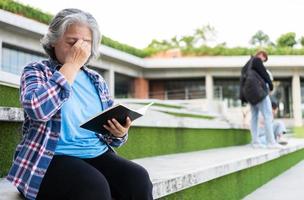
[80,102,153,134]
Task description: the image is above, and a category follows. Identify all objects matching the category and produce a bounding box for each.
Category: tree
[250,30,270,46]
[276,32,297,47]
[300,36,304,47]
[180,35,195,49]
[194,24,216,46]
[170,36,180,48]
[146,39,171,50]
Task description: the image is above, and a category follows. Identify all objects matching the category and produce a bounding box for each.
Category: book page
[136,102,154,115]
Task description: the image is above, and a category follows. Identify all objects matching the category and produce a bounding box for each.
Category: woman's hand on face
[103,117,132,138]
[65,39,91,70]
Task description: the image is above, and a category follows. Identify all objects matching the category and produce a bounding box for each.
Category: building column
[292,72,302,126]
[104,69,115,98]
[205,74,213,101]
[134,77,149,99]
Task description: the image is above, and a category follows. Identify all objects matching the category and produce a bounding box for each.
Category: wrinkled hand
[103,117,131,138]
[59,39,91,84]
[65,39,91,69]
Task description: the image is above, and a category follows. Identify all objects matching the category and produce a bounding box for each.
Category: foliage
[250,30,270,46]
[0,0,52,24]
[300,36,304,47]
[101,36,149,58]
[276,32,297,47]
[145,24,216,52]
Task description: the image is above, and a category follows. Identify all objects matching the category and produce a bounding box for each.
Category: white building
[0,9,303,126]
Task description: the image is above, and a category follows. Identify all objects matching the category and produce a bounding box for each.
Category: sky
[17,0,304,49]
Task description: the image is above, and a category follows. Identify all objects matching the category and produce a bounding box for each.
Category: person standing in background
[240,51,282,149]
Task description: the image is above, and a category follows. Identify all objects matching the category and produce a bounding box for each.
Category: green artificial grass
[0,126,250,177]
[135,102,184,109]
[0,122,22,177]
[160,111,214,119]
[160,148,304,200]
[293,126,304,138]
[0,85,20,107]
[117,127,250,159]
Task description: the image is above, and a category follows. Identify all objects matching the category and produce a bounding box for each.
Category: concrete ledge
[0,105,232,129]
[0,180,21,200]
[1,138,304,199]
[133,138,304,199]
[0,107,23,122]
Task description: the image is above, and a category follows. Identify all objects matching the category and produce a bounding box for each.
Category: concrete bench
[1,138,304,199]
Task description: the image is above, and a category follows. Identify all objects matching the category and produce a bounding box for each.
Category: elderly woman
[6,8,153,200]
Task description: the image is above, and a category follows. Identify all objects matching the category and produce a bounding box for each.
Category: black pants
[36,150,153,200]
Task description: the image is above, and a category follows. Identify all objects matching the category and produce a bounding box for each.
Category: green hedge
[0,0,52,24]
[116,127,250,159]
[101,36,149,58]
[180,46,304,56]
[0,122,22,177]
[0,85,20,107]
[161,148,304,200]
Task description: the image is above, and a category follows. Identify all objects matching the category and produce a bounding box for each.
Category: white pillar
[292,72,302,126]
[205,74,213,101]
[104,69,115,98]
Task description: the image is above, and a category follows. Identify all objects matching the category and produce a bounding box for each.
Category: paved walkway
[243,160,304,200]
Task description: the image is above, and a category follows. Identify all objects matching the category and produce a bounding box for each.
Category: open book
[80,102,154,134]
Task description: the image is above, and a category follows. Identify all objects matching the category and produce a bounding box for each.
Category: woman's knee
[128,164,153,197]
[71,168,112,200]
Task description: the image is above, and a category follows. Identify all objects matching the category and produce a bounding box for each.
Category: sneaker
[277,137,288,145]
[266,143,284,149]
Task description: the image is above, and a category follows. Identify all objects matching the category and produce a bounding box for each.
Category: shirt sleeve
[20,63,72,122]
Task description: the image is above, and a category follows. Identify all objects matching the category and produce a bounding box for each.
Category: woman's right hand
[59,39,91,84]
[65,39,91,69]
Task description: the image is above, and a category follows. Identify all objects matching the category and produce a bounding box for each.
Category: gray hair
[41,8,101,62]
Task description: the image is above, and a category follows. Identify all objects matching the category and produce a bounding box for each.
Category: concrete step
[243,160,304,200]
[0,107,23,122]
[1,138,304,200]
[133,138,304,199]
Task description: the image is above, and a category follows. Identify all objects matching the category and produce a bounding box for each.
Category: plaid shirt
[6,59,127,200]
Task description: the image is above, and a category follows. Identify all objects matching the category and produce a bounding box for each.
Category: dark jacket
[240,56,273,104]
[251,57,273,91]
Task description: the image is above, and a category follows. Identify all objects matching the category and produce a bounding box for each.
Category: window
[1,44,46,75]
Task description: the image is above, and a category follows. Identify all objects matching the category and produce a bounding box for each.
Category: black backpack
[240,57,268,105]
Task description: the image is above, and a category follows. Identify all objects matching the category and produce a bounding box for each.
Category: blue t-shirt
[55,70,108,158]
